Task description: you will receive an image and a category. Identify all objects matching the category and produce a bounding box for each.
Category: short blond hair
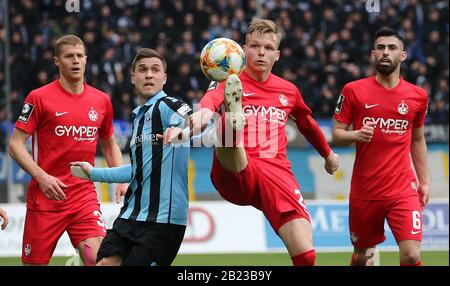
[54,35,86,57]
[246,18,282,48]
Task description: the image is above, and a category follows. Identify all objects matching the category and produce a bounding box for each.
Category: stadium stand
[0,0,447,129]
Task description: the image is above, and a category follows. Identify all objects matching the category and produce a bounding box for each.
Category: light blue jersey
[92,91,192,225]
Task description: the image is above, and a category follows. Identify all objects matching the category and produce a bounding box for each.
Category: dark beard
[375,61,398,75]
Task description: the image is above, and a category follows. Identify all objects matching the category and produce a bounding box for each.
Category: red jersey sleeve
[334,84,354,125]
[14,91,41,135]
[199,81,225,112]
[98,95,115,139]
[413,91,428,128]
[291,89,331,158]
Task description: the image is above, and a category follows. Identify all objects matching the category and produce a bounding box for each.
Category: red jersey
[15,80,114,211]
[334,76,428,199]
[200,71,330,170]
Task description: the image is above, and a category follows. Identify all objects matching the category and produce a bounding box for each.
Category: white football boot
[224,74,246,130]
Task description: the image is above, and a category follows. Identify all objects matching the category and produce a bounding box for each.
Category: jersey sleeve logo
[207,81,219,91]
[18,103,34,123]
[177,103,193,116]
[334,93,345,114]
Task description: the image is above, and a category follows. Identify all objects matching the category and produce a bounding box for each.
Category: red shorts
[22,202,106,264]
[349,191,422,249]
[211,153,310,233]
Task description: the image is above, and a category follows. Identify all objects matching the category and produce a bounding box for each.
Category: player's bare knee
[352,253,369,266]
[400,249,421,264]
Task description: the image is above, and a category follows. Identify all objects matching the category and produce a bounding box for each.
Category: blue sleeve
[91,164,132,183]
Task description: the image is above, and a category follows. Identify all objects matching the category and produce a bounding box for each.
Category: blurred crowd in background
[0,0,448,150]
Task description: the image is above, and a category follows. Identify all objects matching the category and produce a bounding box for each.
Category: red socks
[401,261,421,266]
[351,253,422,266]
[291,249,316,266]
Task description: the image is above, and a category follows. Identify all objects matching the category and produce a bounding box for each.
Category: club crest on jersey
[88,107,98,122]
[279,94,288,106]
[397,101,408,115]
[24,243,32,256]
[18,103,34,123]
[144,113,152,126]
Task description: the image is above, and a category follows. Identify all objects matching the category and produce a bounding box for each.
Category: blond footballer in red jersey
[333,28,430,266]
[8,35,126,265]
[166,19,340,266]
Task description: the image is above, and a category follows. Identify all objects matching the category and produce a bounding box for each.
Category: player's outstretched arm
[411,127,430,210]
[70,162,132,184]
[190,108,214,137]
[332,119,375,146]
[71,161,131,202]
[8,128,67,200]
[99,136,129,202]
[160,126,190,144]
[158,108,214,144]
[0,208,9,230]
[70,162,93,180]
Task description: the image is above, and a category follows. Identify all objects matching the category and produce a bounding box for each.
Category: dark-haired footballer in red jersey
[8,35,126,265]
[333,28,430,266]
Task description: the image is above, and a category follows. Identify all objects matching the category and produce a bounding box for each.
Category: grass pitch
[0,250,447,266]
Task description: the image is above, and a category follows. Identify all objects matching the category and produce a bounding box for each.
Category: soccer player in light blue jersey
[71,48,192,266]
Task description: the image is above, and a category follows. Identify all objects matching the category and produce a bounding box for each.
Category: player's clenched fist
[160,126,189,144]
[189,108,214,137]
[324,150,340,175]
[355,121,375,143]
